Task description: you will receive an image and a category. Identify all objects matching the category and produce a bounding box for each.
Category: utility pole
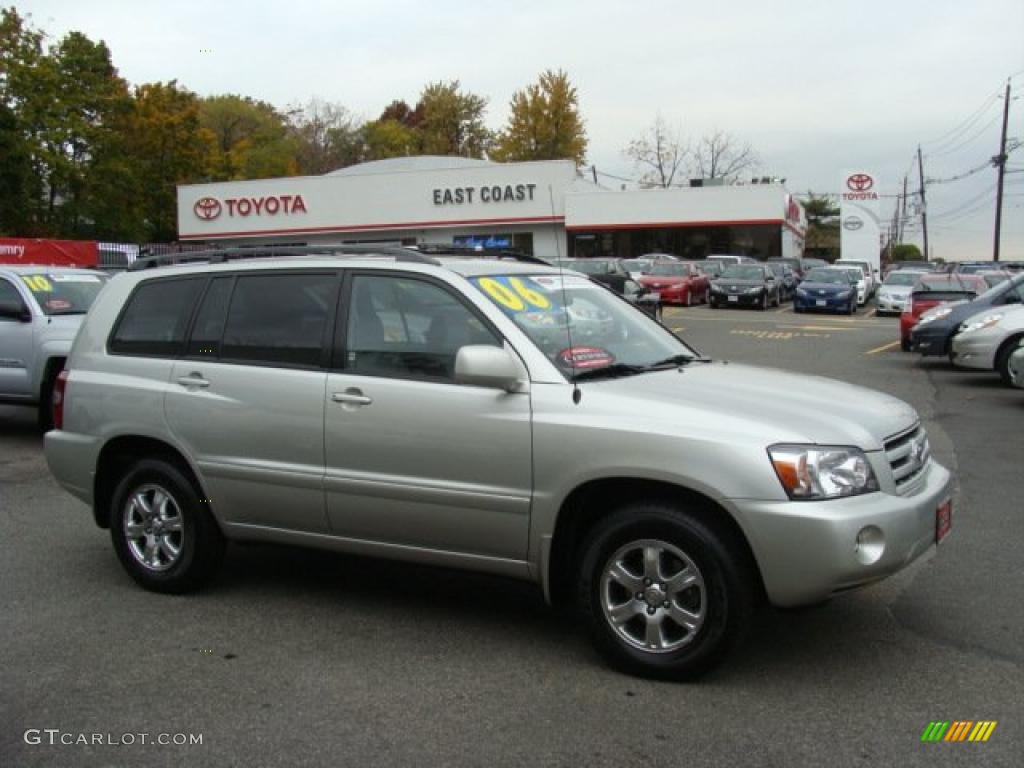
[917,146,929,260]
[993,79,1011,262]
[899,175,908,243]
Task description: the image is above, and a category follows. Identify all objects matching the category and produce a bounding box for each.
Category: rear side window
[221,273,334,367]
[110,278,203,356]
[186,277,234,357]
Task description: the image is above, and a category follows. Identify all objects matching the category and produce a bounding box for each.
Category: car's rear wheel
[110,459,225,593]
[577,503,755,680]
[37,359,63,432]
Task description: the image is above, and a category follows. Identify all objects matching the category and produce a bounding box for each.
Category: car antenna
[550,184,581,405]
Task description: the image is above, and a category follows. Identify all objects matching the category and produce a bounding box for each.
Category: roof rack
[128,243,555,272]
[128,244,440,271]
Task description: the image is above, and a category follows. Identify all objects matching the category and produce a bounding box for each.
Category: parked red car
[899,274,988,350]
[638,261,710,306]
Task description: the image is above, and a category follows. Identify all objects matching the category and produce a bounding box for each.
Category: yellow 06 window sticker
[478,277,552,311]
[21,275,53,292]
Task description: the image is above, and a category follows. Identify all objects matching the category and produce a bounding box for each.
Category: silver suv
[45,246,954,679]
[0,265,109,428]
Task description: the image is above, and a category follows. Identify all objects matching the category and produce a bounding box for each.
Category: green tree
[802,192,840,225]
[891,243,923,262]
[0,102,35,234]
[363,118,419,160]
[288,98,364,175]
[200,94,299,180]
[416,80,490,158]
[492,69,587,165]
[802,191,841,261]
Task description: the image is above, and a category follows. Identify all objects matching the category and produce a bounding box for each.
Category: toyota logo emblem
[846,174,874,192]
[194,197,222,221]
[843,216,864,231]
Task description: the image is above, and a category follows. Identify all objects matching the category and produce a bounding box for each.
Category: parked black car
[766,262,798,301]
[910,272,1024,357]
[709,264,781,309]
[553,258,630,293]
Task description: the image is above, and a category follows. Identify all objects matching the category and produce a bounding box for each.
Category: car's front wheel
[578,503,756,680]
[110,459,225,593]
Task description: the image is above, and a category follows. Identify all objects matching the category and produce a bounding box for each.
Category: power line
[926,112,1001,159]
[922,92,1000,152]
[926,160,992,184]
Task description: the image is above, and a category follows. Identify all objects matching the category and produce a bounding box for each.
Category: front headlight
[747,287,763,294]
[710,284,724,293]
[959,313,1003,333]
[916,307,953,326]
[796,287,808,297]
[836,290,852,299]
[768,445,880,500]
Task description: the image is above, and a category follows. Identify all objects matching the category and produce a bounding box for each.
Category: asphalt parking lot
[1,301,1021,768]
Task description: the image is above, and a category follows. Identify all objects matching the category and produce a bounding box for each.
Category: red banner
[0,238,98,266]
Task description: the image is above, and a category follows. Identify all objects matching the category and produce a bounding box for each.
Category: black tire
[759,292,768,311]
[704,288,710,304]
[995,334,1024,386]
[577,502,757,681]
[901,337,911,352]
[109,459,225,594]
[848,299,857,315]
[37,359,63,432]
[709,299,717,309]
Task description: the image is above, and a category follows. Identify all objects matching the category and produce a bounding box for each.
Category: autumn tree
[491,69,587,165]
[363,118,419,160]
[288,98,364,174]
[691,128,759,181]
[624,115,688,188]
[200,94,299,180]
[416,80,490,158]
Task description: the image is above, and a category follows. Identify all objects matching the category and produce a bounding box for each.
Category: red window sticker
[557,346,615,370]
[44,298,72,311]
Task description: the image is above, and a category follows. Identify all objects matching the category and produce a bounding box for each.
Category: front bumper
[730,459,953,607]
[909,325,953,356]
[876,295,908,314]
[794,293,853,312]
[949,330,1000,370]
[711,289,764,306]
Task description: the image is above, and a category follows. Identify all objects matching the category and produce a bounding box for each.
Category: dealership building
[176,157,806,260]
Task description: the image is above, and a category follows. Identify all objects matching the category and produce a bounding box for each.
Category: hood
[712,278,764,289]
[878,285,914,297]
[586,362,917,450]
[800,281,852,295]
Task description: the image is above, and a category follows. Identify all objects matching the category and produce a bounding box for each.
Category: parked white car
[835,259,877,299]
[0,265,109,428]
[949,304,1024,385]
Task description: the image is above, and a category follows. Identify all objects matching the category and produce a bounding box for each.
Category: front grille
[884,423,930,491]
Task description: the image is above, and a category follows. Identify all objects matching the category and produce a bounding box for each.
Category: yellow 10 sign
[21,275,53,292]
[478,277,551,311]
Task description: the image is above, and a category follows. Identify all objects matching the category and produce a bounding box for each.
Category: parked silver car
[875,269,930,316]
[950,303,1024,385]
[1008,341,1024,389]
[0,265,109,428]
[44,246,954,680]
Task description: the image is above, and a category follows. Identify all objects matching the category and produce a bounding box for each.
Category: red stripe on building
[180,215,565,240]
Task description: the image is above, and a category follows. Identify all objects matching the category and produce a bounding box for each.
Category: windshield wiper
[572,354,711,381]
[46,310,88,316]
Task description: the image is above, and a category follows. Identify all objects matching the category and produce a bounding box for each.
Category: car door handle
[331,391,372,406]
[176,373,210,389]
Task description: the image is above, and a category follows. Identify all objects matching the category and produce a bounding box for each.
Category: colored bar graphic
[921,720,997,742]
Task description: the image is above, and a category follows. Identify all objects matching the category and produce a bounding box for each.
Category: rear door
[165,271,336,533]
[323,271,533,560]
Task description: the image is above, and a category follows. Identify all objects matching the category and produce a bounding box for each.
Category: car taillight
[53,369,69,430]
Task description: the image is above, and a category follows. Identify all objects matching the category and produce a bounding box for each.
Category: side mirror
[455,344,525,392]
[0,299,31,322]
[766,275,776,282]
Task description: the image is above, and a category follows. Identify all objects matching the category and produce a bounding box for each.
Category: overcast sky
[18,0,1024,259]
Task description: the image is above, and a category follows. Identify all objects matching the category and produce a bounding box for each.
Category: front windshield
[719,266,765,280]
[804,269,850,284]
[624,259,652,272]
[768,263,787,275]
[649,263,687,276]
[884,272,924,286]
[19,272,107,315]
[975,273,1022,301]
[470,272,694,379]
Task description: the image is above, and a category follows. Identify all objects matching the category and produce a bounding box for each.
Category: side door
[0,276,36,398]
[324,271,532,561]
[164,271,336,534]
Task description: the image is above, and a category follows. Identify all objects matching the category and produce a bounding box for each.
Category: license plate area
[816,299,827,306]
[728,295,738,302]
[936,498,953,544]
